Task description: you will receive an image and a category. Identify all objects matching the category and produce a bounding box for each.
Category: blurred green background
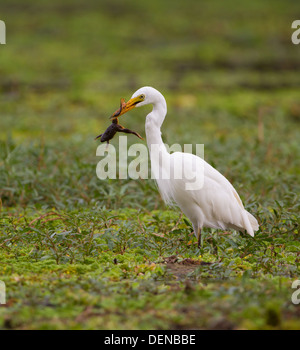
[0,0,300,330]
[0,0,299,209]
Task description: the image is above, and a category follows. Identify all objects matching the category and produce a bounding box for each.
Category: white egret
[115,86,259,247]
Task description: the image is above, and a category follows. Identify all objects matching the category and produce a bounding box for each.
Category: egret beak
[110,96,144,119]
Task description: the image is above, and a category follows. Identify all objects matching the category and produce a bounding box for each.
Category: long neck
[145,96,173,204]
[145,99,167,150]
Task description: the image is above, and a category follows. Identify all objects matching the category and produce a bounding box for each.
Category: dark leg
[197,228,202,248]
[94,133,103,140]
[119,128,143,140]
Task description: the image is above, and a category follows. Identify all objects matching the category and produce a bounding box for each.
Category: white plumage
[119,86,259,247]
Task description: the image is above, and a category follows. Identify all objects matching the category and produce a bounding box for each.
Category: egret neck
[144,95,174,203]
[145,97,167,153]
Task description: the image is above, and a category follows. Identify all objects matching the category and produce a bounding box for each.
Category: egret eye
[140,94,145,100]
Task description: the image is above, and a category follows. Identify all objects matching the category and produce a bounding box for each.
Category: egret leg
[197,228,202,248]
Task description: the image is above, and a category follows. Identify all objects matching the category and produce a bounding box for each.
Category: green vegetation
[0,0,299,329]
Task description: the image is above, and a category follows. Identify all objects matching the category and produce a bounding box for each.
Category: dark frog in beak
[95,98,143,144]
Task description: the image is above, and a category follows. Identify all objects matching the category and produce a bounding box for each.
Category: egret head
[110,86,166,118]
[129,86,159,107]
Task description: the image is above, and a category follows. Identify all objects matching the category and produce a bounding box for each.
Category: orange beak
[110,96,144,119]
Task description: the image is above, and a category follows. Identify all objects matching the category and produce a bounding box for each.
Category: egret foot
[197,228,201,249]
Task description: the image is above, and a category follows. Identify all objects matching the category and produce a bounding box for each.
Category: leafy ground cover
[0,0,299,329]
